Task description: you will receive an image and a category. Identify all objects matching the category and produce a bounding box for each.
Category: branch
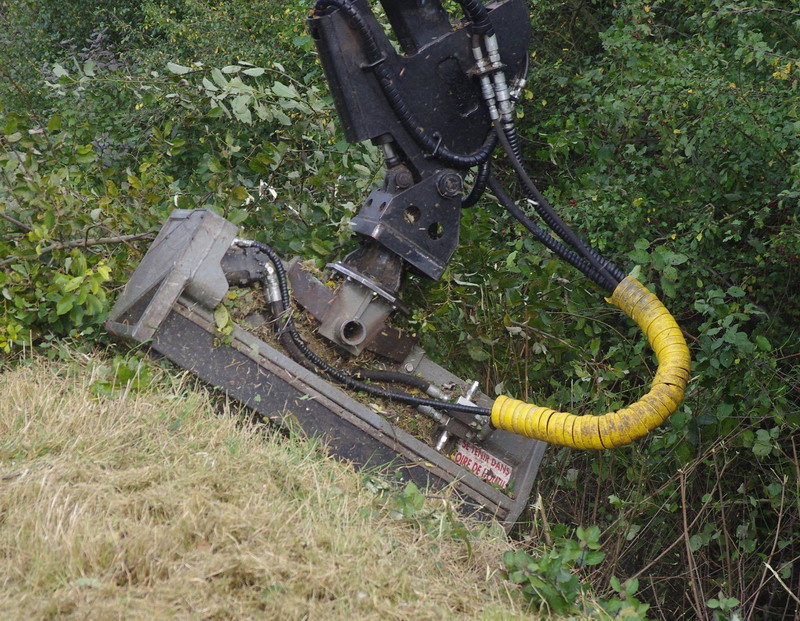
[763,562,800,607]
[0,211,33,233]
[38,232,154,254]
[0,232,154,268]
[680,470,708,621]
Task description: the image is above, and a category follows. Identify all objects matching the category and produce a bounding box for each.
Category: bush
[2,1,798,618]
[0,8,374,351]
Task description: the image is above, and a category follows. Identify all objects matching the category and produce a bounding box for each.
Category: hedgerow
[1,1,798,618]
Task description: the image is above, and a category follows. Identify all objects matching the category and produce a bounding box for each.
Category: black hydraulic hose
[462,158,492,208]
[268,298,316,371]
[270,295,435,391]
[353,368,431,392]
[376,66,496,166]
[456,0,493,35]
[241,240,492,417]
[488,176,617,292]
[502,121,523,162]
[494,121,626,286]
[314,0,496,168]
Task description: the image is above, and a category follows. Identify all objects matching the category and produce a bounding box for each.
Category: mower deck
[107,209,546,528]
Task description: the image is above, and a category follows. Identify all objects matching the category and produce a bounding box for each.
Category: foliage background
[1,0,798,618]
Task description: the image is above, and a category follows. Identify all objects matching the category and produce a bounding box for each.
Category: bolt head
[395,170,413,190]
[437,173,463,199]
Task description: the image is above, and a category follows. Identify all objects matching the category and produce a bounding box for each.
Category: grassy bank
[0,352,530,620]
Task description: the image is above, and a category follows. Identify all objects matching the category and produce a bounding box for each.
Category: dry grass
[0,352,532,620]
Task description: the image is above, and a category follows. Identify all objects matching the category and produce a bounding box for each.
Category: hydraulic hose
[314,0,497,168]
[353,368,431,392]
[457,0,493,35]
[268,298,316,371]
[462,159,492,208]
[494,121,626,285]
[488,176,618,292]
[490,276,691,449]
[235,239,492,417]
[269,292,430,391]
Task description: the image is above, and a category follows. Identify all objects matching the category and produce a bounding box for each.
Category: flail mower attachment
[106,209,547,528]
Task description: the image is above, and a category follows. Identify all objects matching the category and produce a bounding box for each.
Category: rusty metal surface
[287,258,417,363]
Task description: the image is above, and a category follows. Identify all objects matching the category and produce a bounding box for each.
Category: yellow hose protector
[491,277,690,449]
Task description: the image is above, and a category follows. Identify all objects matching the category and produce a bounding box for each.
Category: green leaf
[47,115,62,132]
[292,35,313,49]
[755,335,771,351]
[56,293,76,315]
[211,68,228,88]
[582,550,605,566]
[309,238,331,256]
[222,65,242,74]
[214,305,230,331]
[206,156,223,173]
[227,208,249,225]
[254,104,271,121]
[467,340,490,361]
[628,248,649,264]
[167,62,191,75]
[660,276,676,298]
[243,67,266,77]
[63,275,85,292]
[667,253,689,266]
[752,429,774,457]
[231,95,253,124]
[272,81,297,99]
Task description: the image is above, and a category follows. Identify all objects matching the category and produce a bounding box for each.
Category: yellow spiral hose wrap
[491,276,691,449]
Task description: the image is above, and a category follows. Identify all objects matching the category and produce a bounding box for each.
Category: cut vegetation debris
[0,353,531,620]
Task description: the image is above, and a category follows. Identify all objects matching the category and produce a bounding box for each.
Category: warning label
[453,440,513,488]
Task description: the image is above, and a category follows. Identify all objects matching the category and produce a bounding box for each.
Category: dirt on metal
[227,286,440,445]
